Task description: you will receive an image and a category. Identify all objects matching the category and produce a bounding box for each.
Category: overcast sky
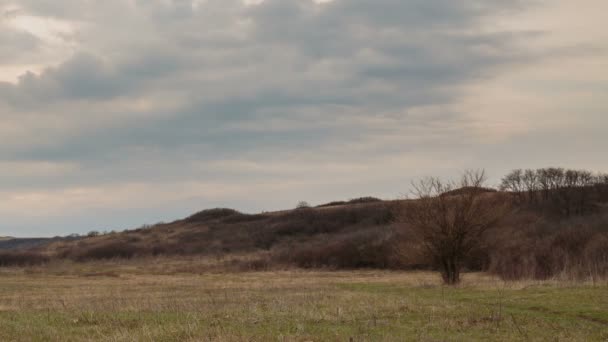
[1,0,607,237]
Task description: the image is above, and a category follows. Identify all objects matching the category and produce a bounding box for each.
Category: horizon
[2,0,607,237]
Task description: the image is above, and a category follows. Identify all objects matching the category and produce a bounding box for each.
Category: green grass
[0,265,606,341]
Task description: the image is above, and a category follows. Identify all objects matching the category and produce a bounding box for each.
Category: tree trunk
[441,257,461,285]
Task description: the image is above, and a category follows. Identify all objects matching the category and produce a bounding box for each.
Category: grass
[0,260,606,341]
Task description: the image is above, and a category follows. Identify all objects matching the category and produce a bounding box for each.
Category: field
[0,259,606,341]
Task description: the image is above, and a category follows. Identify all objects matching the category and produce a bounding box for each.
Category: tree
[501,167,605,216]
[522,169,538,203]
[296,201,311,209]
[399,170,509,285]
[87,230,100,238]
[500,169,524,202]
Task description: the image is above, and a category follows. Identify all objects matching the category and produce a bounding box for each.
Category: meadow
[0,258,606,341]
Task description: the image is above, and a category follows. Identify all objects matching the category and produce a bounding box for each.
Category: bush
[486,213,608,280]
[583,234,608,279]
[0,251,50,267]
[296,201,311,209]
[72,242,141,261]
[274,229,402,269]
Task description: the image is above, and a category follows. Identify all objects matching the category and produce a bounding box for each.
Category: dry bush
[248,202,395,250]
[582,234,608,280]
[486,212,608,280]
[0,251,50,267]
[274,228,401,269]
[70,241,142,261]
[231,256,274,272]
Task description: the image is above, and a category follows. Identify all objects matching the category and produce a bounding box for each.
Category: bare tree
[522,169,538,203]
[296,201,311,209]
[87,230,100,238]
[502,167,603,216]
[399,170,509,285]
[500,169,524,202]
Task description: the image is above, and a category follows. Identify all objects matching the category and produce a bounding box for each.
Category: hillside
[42,199,400,269]
[8,176,608,281]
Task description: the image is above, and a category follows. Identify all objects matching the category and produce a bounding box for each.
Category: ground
[0,259,606,341]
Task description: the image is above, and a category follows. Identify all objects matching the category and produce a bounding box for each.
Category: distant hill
[0,237,79,251]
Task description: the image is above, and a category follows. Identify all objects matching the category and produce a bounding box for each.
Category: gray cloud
[2,0,605,236]
[2,0,525,153]
[1,0,525,172]
[0,27,41,63]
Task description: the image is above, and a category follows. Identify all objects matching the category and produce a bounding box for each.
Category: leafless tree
[502,167,608,216]
[296,201,311,209]
[596,173,608,199]
[399,170,509,285]
[522,169,538,202]
[500,169,524,202]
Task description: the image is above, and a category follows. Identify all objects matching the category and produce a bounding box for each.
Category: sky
[1,0,607,237]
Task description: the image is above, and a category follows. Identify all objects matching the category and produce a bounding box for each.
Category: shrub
[583,234,608,279]
[0,251,50,267]
[72,242,141,261]
[296,201,311,209]
[274,229,402,269]
[486,213,608,280]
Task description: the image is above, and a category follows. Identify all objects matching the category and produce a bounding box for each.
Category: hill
[8,172,608,281]
[0,237,70,251]
[41,199,400,269]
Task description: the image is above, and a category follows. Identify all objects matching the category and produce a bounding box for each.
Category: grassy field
[0,260,606,341]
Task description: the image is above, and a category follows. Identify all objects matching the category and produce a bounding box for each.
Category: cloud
[1,0,526,151]
[0,26,41,63]
[0,0,606,236]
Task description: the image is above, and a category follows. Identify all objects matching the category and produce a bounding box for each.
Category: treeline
[500,167,608,216]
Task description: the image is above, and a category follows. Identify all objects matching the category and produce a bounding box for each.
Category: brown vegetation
[485,211,608,281]
[0,251,49,267]
[45,202,398,268]
[11,167,607,283]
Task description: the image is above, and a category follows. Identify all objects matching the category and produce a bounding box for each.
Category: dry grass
[0,259,606,341]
